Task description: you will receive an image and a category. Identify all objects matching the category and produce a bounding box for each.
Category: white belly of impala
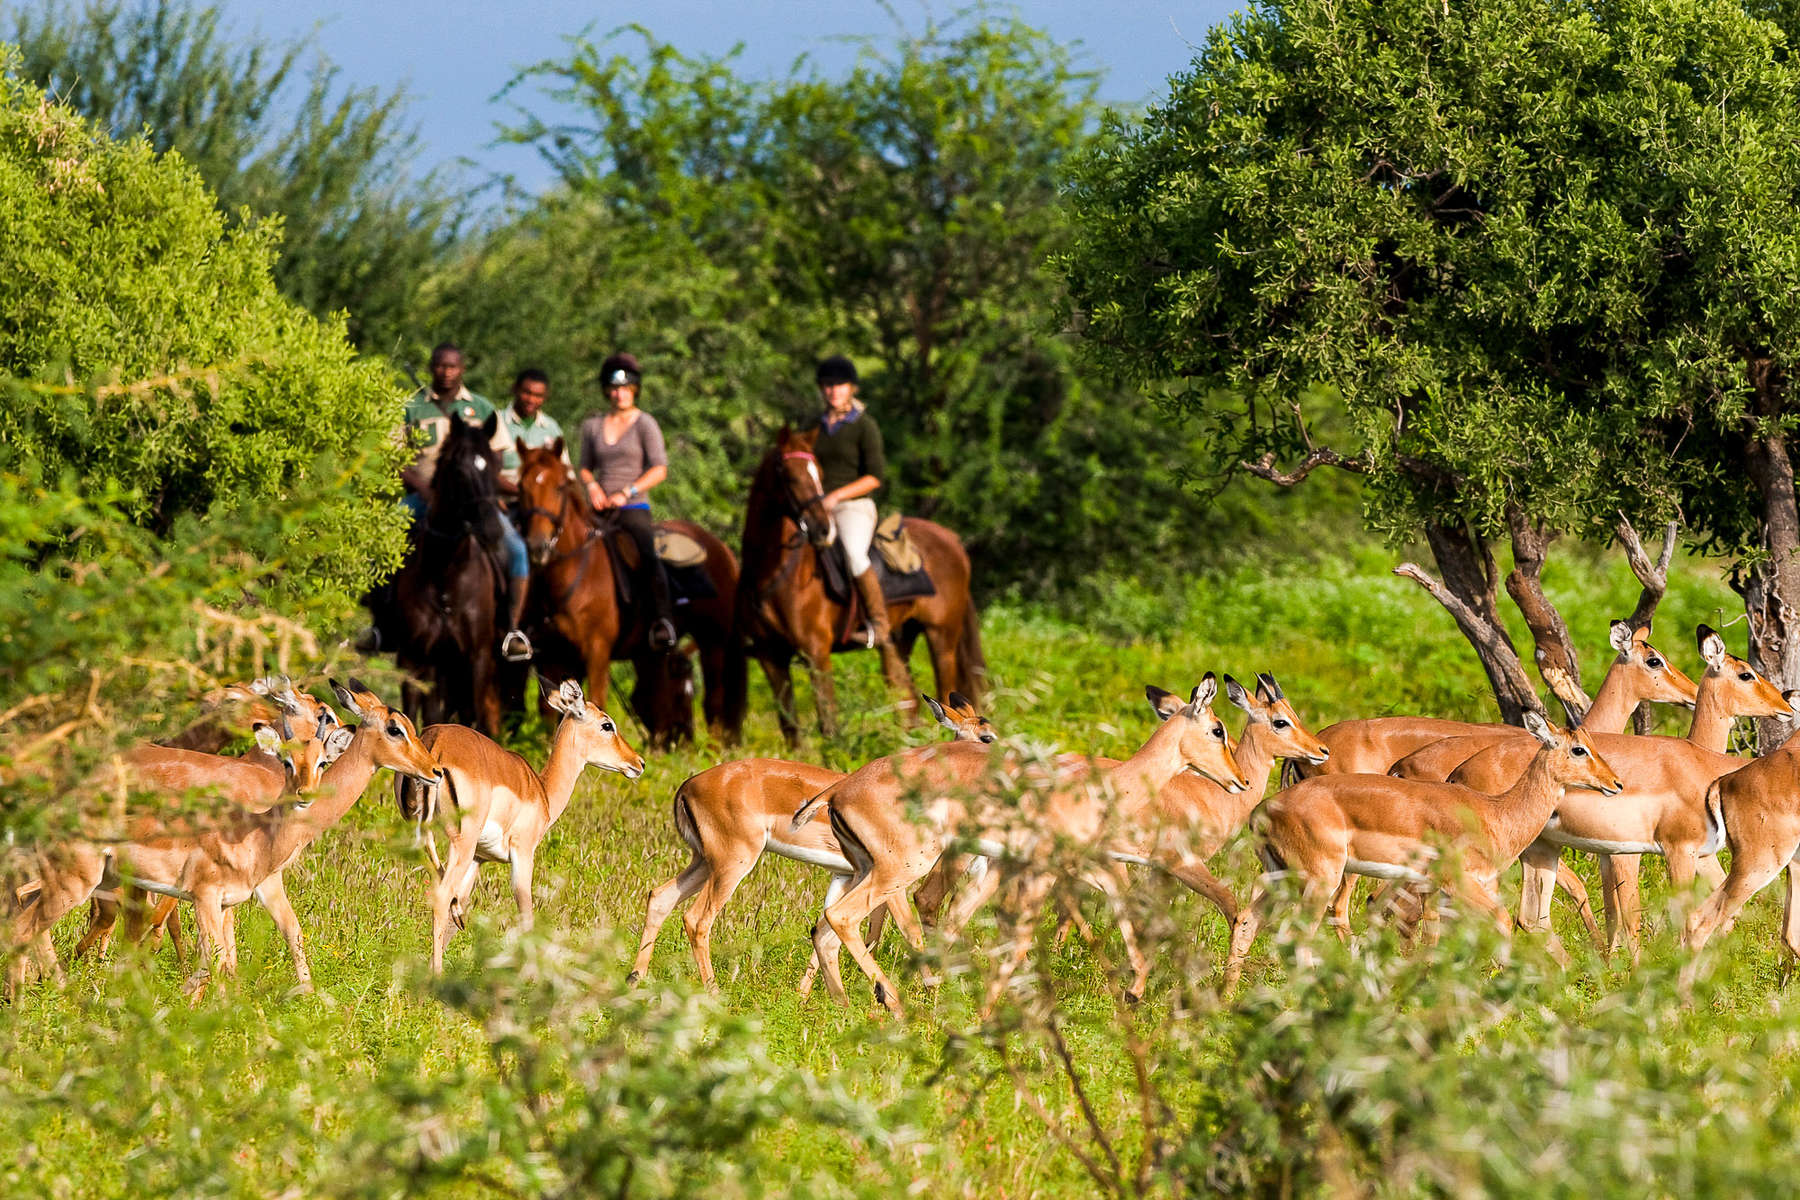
[1538,821,1659,856]
[765,835,853,874]
[1345,858,1431,884]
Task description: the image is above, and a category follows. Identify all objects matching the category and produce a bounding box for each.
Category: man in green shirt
[400,342,535,662]
[497,367,568,490]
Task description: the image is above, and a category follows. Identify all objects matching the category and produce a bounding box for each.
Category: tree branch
[1240,448,1366,487]
[1396,560,1545,722]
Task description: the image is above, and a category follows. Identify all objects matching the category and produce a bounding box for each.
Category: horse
[382,413,511,737]
[514,443,745,745]
[736,425,985,741]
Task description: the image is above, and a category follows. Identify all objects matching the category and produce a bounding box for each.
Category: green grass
[6,547,1800,1197]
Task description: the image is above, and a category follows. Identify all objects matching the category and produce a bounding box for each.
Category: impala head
[329,677,442,783]
[263,677,341,741]
[254,719,354,793]
[773,426,834,547]
[543,678,646,779]
[1222,672,1330,765]
[1696,624,1792,719]
[517,443,575,565]
[922,691,996,743]
[1144,674,1251,793]
[1522,710,1623,795]
[1609,619,1697,708]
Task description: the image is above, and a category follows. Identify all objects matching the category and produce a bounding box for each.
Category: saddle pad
[655,528,708,568]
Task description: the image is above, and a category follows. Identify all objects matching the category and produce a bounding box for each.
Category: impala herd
[8,617,1800,1013]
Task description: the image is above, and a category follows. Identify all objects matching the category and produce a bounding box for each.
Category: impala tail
[790,779,842,832]
[1701,777,1727,858]
[672,782,703,855]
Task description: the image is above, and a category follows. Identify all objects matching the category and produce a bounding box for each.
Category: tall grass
[4,547,1795,1196]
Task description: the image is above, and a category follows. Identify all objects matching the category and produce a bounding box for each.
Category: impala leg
[254,874,312,993]
[630,857,710,984]
[683,853,757,992]
[1551,859,1604,951]
[939,858,1002,943]
[1516,842,1558,934]
[158,900,187,964]
[431,844,476,975]
[1599,854,1643,962]
[823,864,923,1016]
[1326,876,1356,937]
[509,851,536,932]
[1162,853,1242,928]
[1221,878,1272,996]
[980,871,1056,1018]
[1681,855,1791,991]
[183,890,229,1001]
[8,857,102,997]
[912,854,962,925]
[1780,861,1800,968]
[806,873,851,1003]
[1091,867,1152,1004]
[72,894,120,963]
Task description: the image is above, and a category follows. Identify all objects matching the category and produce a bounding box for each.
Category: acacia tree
[1064,0,1800,729]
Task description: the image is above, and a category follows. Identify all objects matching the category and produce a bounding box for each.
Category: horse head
[517,440,577,565]
[772,426,835,548]
[432,413,507,547]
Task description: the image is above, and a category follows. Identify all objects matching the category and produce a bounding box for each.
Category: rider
[811,354,906,684]
[498,367,569,489]
[401,342,535,662]
[577,352,678,652]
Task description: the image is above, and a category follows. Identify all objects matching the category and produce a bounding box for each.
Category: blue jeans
[403,492,530,580]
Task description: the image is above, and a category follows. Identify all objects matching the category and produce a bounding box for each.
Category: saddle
[817,514,936,647]
[605,522,717,608]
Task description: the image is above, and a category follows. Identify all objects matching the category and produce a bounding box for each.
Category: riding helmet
[600,352,642,388]
[815,355,858,387]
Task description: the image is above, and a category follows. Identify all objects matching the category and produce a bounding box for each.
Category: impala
[800,676,1248,1017]
[1302,621,1694,778]
[395,678,645,974]
[1222,712,1623,993]
[6,681,439,1000]
[1435,625,1794,957]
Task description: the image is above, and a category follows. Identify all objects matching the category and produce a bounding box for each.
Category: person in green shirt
[400,342,535,662]
[497,367,569,490]
[811,354,904,684]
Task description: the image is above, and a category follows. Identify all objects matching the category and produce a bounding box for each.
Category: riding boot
[501,577,534,662]
[853,566,912,702]
[647,562,678,651]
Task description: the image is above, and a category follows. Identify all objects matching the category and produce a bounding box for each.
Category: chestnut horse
[515,444,745,745]
[736,426,985,741]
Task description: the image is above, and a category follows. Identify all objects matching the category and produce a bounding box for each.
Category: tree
[0,62,410,839]
[453,15,1212,599]
[4,0,457,351]
[1063,0,1800,728]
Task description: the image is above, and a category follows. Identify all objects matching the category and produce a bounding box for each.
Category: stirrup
[500,630,534,662]
[649,618,678,651]
[352,624,383,654]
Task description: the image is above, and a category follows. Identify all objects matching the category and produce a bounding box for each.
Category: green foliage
[424,15,1224,596]
[4,0,457,351]
[1062,0,1800,562]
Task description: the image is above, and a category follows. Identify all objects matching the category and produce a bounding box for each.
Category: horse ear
[481,412,499,440]
[550,436,564,458]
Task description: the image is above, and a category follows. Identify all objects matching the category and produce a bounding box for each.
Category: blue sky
[220,1,1245,194]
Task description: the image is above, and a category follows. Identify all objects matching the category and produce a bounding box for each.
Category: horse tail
[956,599,988,703]
[790,778,843,833]
[722,631,750,742]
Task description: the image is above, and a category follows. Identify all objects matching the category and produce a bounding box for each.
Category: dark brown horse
[515,444,745,745]
[736,426,985,741]
[383,414,510,736]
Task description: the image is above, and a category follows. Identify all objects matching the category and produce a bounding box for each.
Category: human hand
[586,480,607,509]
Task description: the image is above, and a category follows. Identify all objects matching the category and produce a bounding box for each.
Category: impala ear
[1609,620,1634,652]
[252,723,282,754]
[1785,689,1800,716]
[1145,685,1182,721]
[1697,624,1727,669]
[250,677,277,696]
[1521,709,1557,746]
[1222,674,1253,714]
[1192,673,1218,712]
[1255,672,1283,702]
[330,678,366,720]
[322,726,355,763]
[557,678,588,718]
[922,695,951,728]
[947,691,974,711]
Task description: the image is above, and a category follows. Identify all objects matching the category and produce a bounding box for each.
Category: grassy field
[7,546,1800,1197]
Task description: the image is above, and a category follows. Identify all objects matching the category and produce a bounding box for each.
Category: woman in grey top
[578,352,677,650]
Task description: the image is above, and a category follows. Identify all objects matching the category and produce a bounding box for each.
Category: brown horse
[515,444,745,745]
[736,426,985,741]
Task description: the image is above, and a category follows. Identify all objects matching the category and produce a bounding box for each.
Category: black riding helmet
[815,355,858,387]
[600,352,642,388]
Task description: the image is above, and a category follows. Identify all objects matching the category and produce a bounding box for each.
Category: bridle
[778,449,832,543]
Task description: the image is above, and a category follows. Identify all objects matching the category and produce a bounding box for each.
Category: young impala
[396,678,645,974]
[629,693,995,996]
[1223,712,1623,992]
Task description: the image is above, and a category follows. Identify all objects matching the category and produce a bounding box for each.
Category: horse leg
[803,651,839,739]
[922,624,961,716]
[757,649,801,745]
[696,638,728,738]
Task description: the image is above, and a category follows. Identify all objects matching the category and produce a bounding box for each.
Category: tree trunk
[1504,508,1589,723]
[1406,522,1542,725]
[1741,359,1800,752]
